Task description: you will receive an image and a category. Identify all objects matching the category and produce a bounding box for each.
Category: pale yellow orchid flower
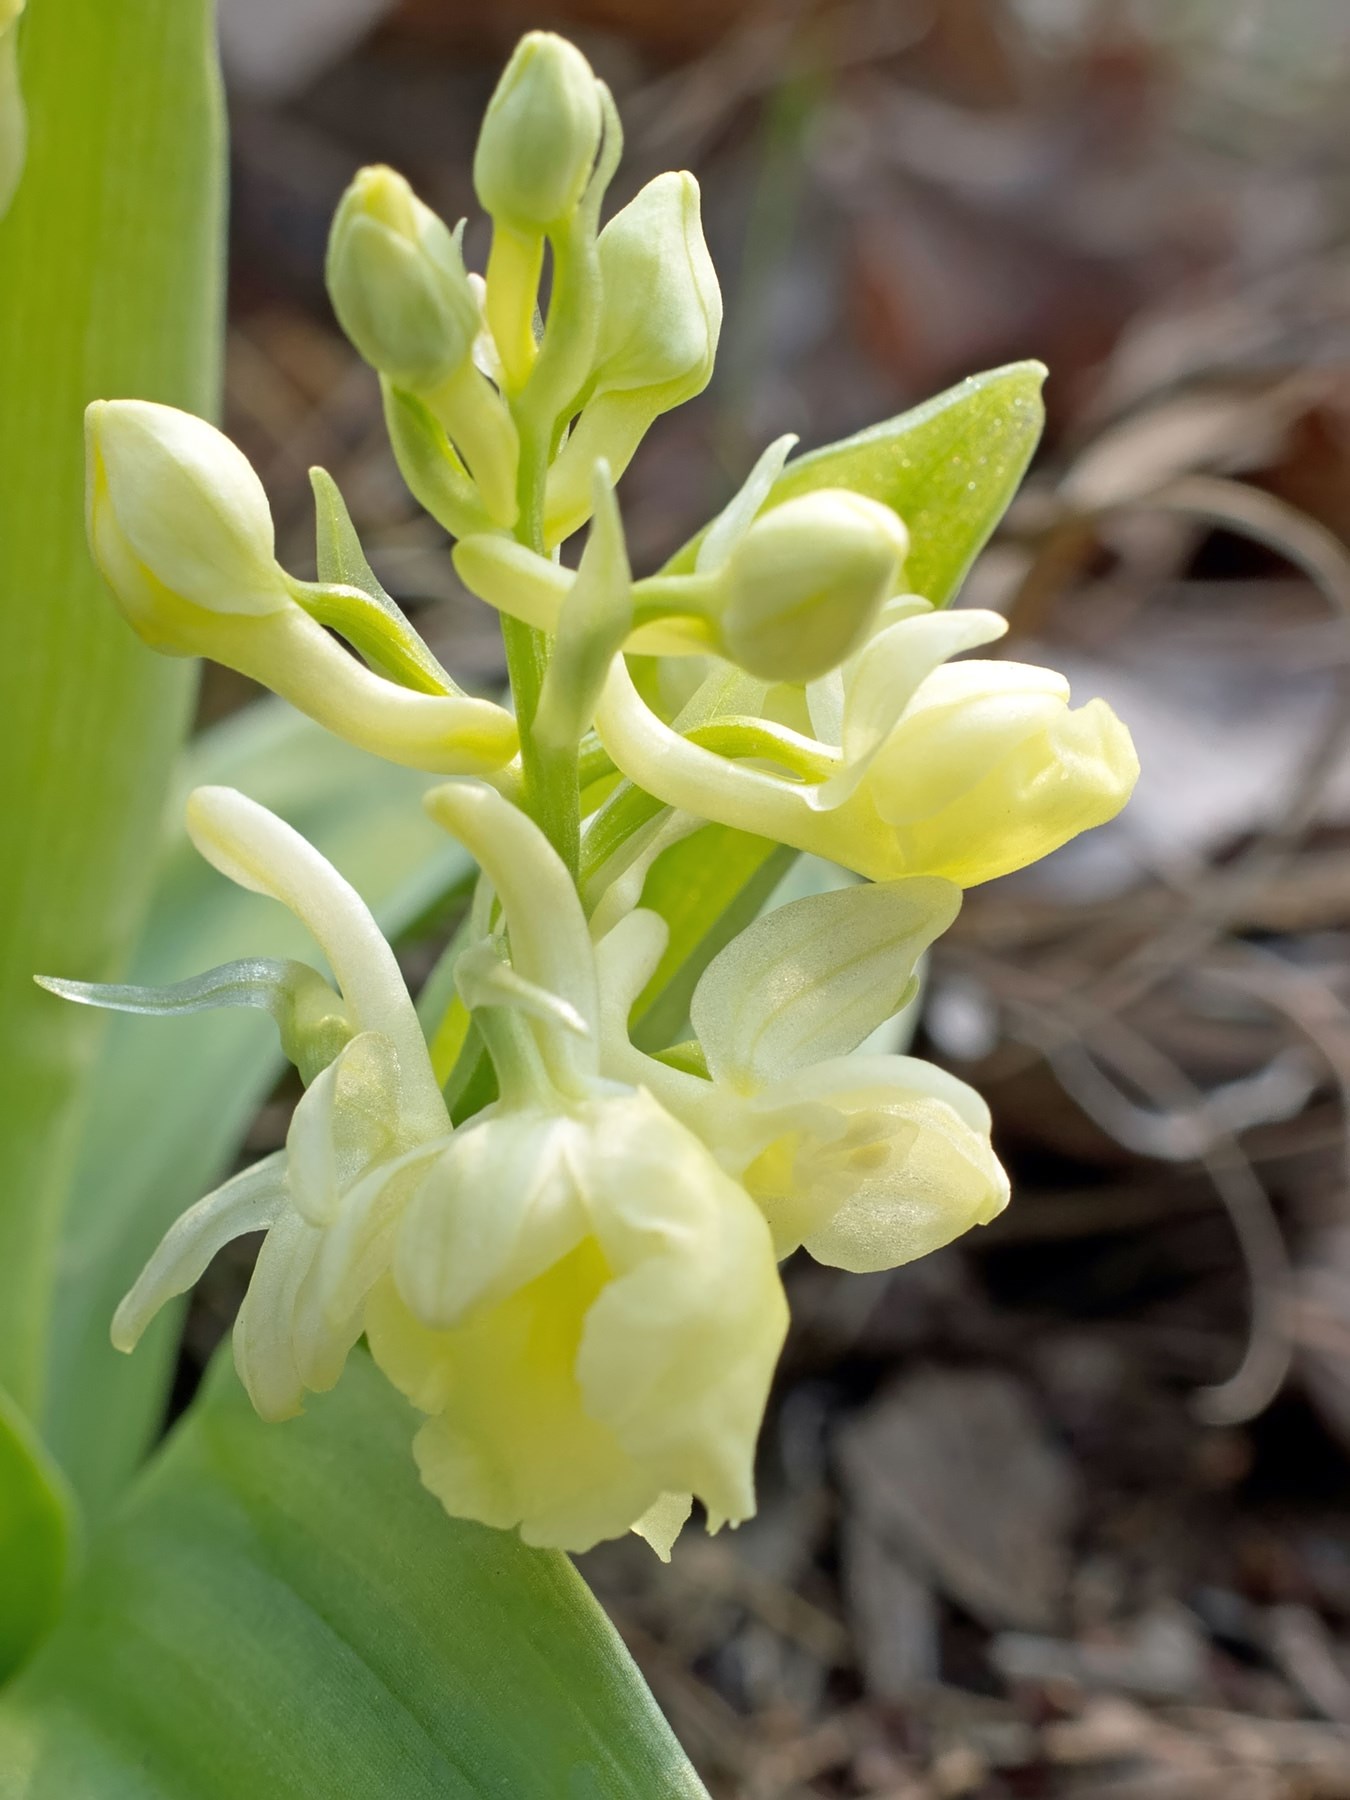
[593,600,1139,886]
[387,783,788,1553]
[104,786,451,1421]
[592,877,1009,1270]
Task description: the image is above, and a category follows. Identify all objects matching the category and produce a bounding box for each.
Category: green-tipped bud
[326,166,480,391]
[718,491,908,684]
[86,399,290,646]
[592,172,720,403]
[473,32,603,234]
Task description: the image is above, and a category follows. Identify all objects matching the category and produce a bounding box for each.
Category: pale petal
[866,660,1069,825]
[834,607,1009,780]
[576,1094,787,1530]
[285,1030,403,1225]
[593,908,668,1046]
[691,878,961,1087]
[803,1098,1009,1273]
[746,1054,1009,1269]
[774,1052,995,1133]
[368,1259,659,1552]
[631,1491,693,1561]
[185,787,445,1135]
[694,434,798,574]
[393,1113,586,1330]
[111,1152,287,1352]
[592,910,713,1118]
[232,1210,325,1422]
[880,695,1139,885]
[308,1139,447,1332]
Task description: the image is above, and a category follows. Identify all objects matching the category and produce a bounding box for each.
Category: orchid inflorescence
[49,32,1138,1556]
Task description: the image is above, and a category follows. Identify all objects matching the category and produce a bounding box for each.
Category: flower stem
[501,424,580,876]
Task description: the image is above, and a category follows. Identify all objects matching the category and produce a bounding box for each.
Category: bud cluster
[63,31,1140,1556]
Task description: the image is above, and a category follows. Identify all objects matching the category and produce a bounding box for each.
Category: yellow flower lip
[378,1087,788,1552]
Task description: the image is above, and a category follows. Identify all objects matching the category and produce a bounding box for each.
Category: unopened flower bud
[473,32,602,233]
[543,172,722,544]
[718,490,908,683]
[86,399,290,643]
[327,166,480,392]
[86,400,519,776]
[592,172,720,401]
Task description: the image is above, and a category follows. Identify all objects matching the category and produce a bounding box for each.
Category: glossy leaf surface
[665,362,1045,609]
[0,0,224,1411]
[0,1349,707,1797]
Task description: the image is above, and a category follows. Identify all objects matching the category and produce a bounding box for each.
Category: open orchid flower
[591,600,1139,887]
[389,783,787,1554]
[592,877,1010,1270]
[51,786,452,1423]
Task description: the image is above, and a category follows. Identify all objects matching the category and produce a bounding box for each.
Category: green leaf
[0,1386,73,1684]
[665,361,1046,608]
[41,701,469,1523]
[0,1348,708,1799]
[0,0,223,1413]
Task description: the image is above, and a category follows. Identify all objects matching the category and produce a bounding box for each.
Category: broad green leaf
[665,362,1046,608]
[42,701,469,1522]
[0,0,223,1413]
[0,1386,72,1683]
[0,1348,708,1799]
[631,825,796,1052]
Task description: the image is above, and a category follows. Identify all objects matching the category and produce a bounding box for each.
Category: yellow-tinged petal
[370,1251,660,1551]
[373,1087,786,1551]
[186,787,446,1133]
[743,1054,1009,1268]
[632,1492,693,1561]
[868,689,1140,886]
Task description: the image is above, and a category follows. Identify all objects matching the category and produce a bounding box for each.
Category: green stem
[502,424,581,876]
[483,223,543,394]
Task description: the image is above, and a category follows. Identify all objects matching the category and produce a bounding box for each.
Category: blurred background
[208,1,1350,1793]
